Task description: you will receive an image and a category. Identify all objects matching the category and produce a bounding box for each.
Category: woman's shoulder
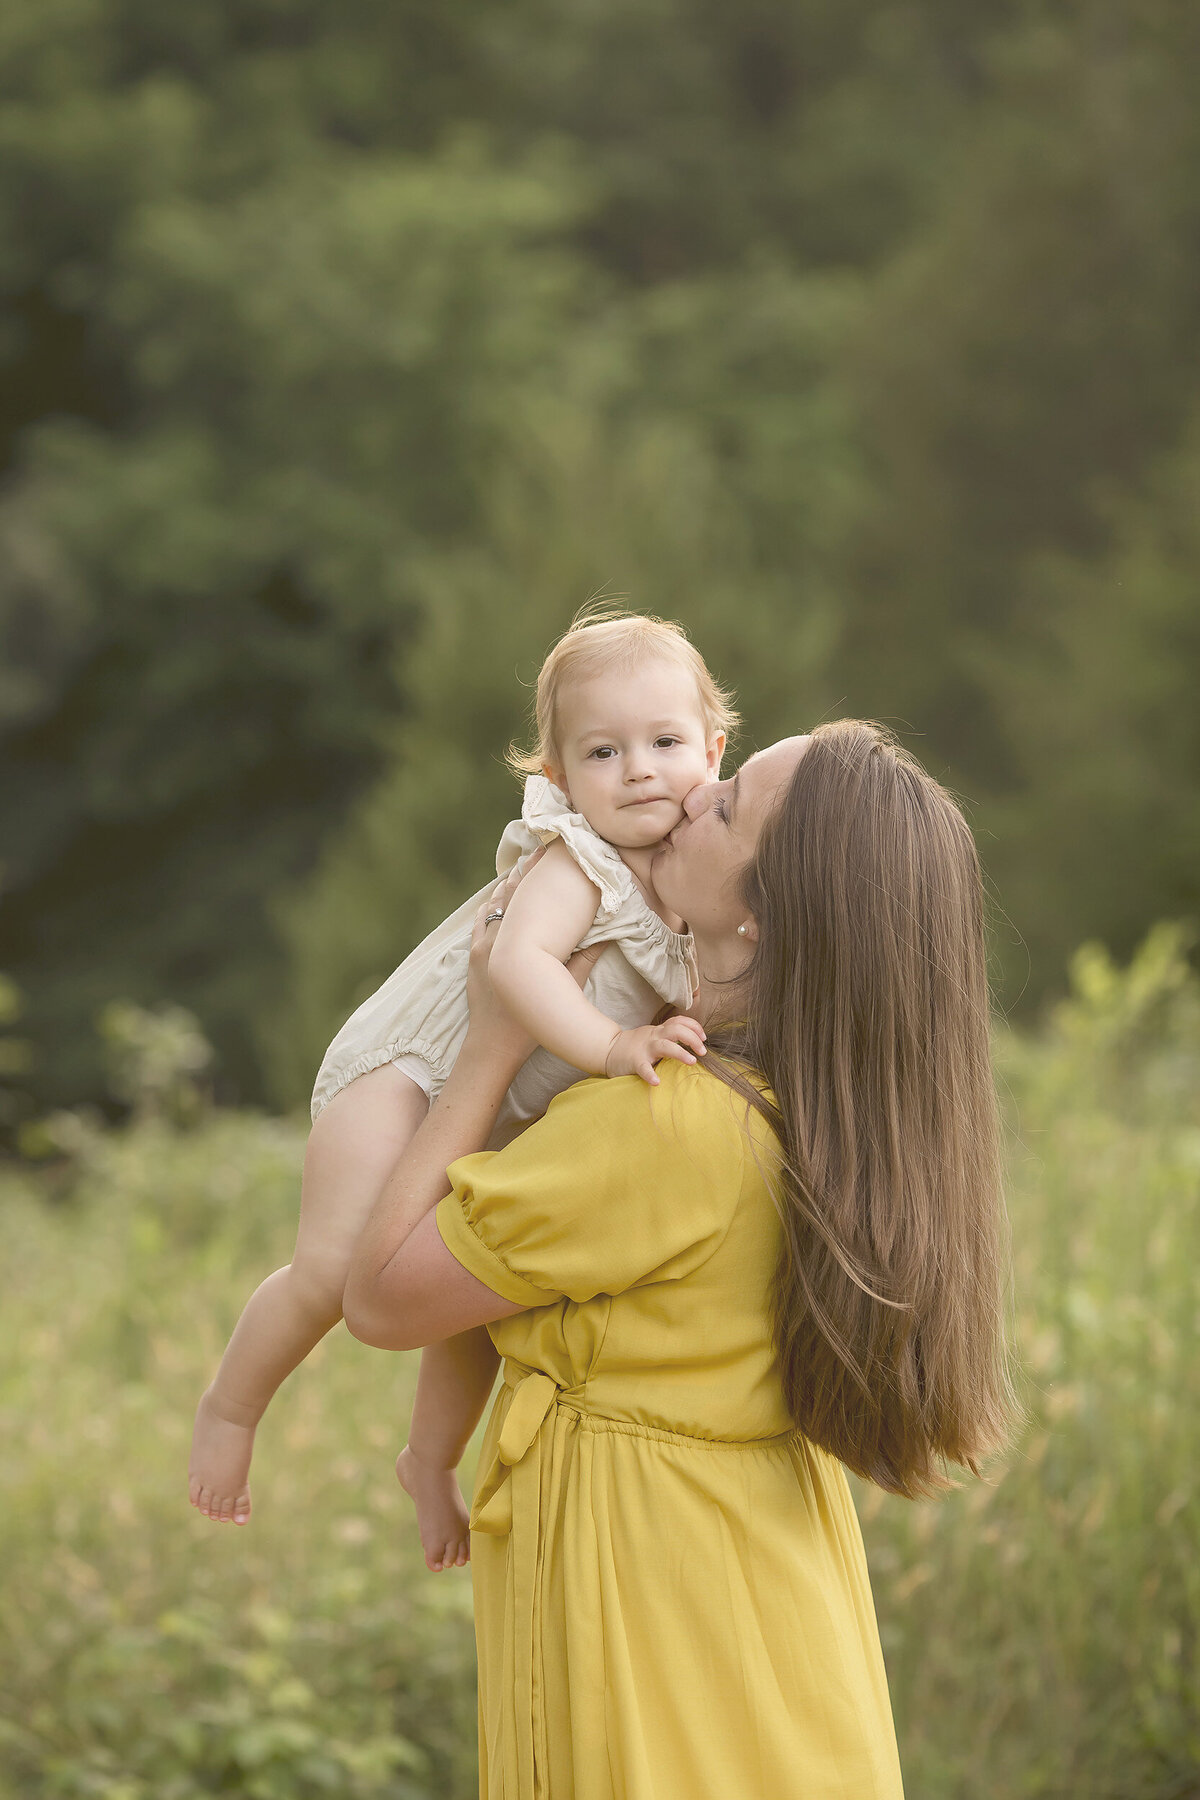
[542,1058,777,1176]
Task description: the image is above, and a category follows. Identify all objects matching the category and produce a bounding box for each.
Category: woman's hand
[464,856,606,1076]
[464,866,539,1071]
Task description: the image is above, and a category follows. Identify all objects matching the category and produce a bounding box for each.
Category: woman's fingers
[497,845,543,906]
[471,849,544,958]
[565,942,604,990]
[470,888,506,954]
[497,864,523,905]
[478,853,535,939]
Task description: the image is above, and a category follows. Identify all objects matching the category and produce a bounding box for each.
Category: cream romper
[310,776,698,1143]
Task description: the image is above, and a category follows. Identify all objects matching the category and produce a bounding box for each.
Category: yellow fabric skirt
[469,1364,905,1800]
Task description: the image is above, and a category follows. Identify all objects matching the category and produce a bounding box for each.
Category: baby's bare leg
[397,1329,500,1570]
[189,1064,429,1523]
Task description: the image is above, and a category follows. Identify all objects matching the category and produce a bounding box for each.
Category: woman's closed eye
[713,793,730,822]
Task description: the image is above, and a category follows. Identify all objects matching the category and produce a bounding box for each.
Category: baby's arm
[488,841,705,1083]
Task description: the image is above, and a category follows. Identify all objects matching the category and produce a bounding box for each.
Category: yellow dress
[436,1060,905,1800]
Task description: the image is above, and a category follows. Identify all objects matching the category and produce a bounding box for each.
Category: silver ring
[484,908,505,925]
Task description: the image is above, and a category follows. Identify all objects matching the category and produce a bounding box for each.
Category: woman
[344,721,1013,1800]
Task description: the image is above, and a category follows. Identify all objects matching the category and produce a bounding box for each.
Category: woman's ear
[705,731,727,780]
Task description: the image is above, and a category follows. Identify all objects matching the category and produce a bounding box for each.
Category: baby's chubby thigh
[291,1064,431,1315]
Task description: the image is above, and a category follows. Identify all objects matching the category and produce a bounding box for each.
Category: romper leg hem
[309,1037,452,1122]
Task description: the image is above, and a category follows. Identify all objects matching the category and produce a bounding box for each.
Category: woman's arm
[342,1025,531,1350]
[343,879,604,1351]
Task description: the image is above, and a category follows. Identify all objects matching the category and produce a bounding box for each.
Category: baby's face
[549,660,722,851]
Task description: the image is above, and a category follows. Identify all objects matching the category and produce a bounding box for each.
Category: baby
[188,610,736,1567]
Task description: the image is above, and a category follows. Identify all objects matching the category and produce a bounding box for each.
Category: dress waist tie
[470,1365,563,1799]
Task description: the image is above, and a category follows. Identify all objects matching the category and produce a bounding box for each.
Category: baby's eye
[653,736,681,749]
[588,746,617,760]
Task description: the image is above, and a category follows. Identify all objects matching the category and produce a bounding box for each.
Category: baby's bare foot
[189,1388,254,1524]
[396,1444,470,1571]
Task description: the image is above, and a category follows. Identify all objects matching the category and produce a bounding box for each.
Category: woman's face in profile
[652,736,808,938]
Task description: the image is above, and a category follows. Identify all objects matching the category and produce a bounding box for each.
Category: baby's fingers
[661,1016,707,1056]
[653,1038,698,1068]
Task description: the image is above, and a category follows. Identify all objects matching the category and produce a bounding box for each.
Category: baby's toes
[233,1492,251,1525]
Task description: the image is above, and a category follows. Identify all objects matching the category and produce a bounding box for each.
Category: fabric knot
[470,1368,561,1538]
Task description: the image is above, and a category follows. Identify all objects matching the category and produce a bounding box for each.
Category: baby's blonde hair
[508,607,740,779]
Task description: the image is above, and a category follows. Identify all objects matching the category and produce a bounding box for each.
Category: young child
[188,611,737,1567]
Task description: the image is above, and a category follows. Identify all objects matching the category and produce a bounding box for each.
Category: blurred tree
[0,0,584,1105]
[820,2,1200,987]
[3,0,1199,1111]
[989,417,1200,990]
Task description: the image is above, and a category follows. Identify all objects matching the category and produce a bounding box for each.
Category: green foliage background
[3,931,1198,1798]
[3,12,1199,1788]
[3,0,1199,1112]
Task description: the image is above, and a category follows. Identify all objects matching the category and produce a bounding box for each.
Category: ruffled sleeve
[516,775,633,923]
[434,1062,750,1305]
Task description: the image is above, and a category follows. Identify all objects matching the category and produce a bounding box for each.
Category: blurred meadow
[2,1,1199,1795]
[3,932,1198,1798]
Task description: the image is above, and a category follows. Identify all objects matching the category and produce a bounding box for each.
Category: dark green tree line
[2,0,1198,1112]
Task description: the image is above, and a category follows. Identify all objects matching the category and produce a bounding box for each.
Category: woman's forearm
[342,1033,525,1337]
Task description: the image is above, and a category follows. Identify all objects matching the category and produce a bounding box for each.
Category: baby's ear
[706,732,727,779]
[542,763,572,802]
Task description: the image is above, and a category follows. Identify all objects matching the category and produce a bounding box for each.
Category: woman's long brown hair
[707,721,1015,1497]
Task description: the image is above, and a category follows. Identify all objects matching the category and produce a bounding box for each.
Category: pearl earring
[737,924,749,938]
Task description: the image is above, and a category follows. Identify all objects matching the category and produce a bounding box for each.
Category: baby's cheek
[675,755,713,800]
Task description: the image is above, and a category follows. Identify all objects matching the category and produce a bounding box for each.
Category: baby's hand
[603,1016,707,1086]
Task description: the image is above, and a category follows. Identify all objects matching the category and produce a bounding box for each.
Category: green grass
[0,1112,476,1800]
[860,925,1200,1799]
[2,926,1198,1798]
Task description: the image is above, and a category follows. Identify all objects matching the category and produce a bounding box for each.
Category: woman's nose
[681,783,710,820]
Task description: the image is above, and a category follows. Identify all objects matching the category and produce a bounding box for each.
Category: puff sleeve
[434,1062,749,1306]
[516,775,633,921]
